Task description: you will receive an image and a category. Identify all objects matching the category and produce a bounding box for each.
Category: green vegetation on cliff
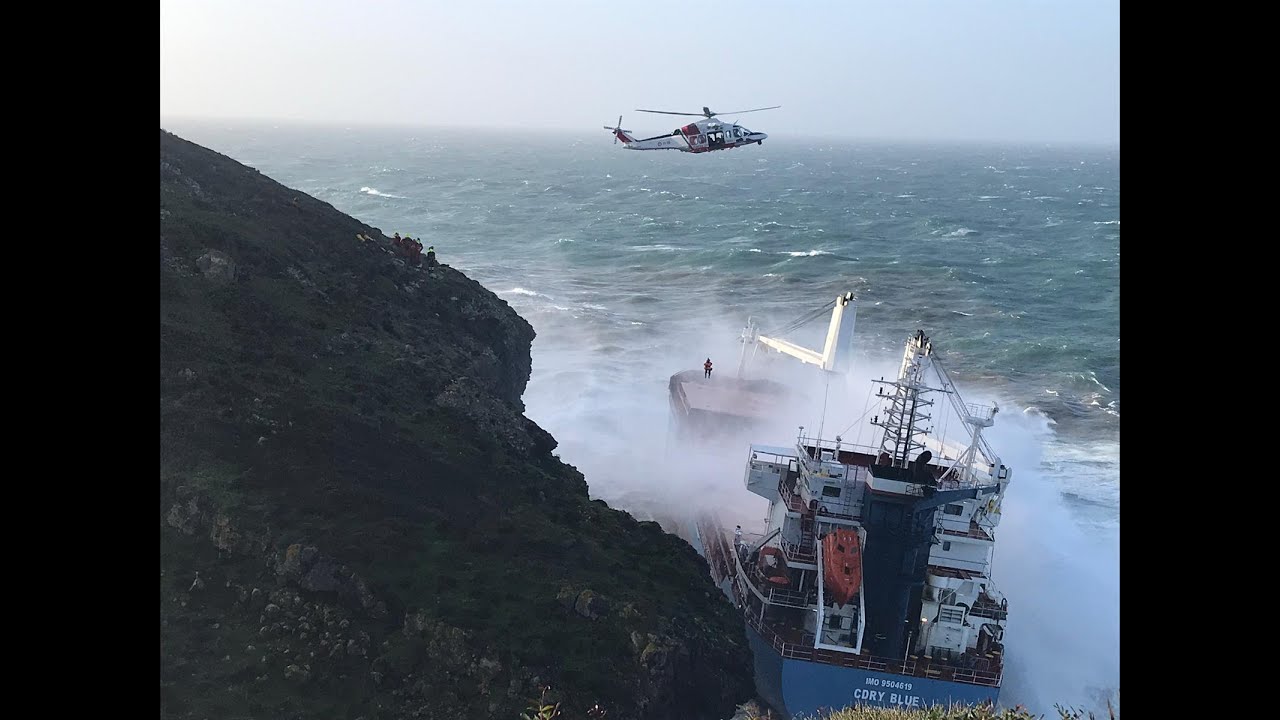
[159,129,753,720]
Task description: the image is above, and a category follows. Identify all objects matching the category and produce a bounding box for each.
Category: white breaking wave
[359,186,407,199]
[629,244,686,252]
[501,287,552,299]
[782,250,831,257]
[946,228,977,237]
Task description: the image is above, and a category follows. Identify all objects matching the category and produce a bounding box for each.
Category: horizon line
[160,115,1121,151]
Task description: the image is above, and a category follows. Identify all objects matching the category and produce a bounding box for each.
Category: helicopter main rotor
[635,105,780,119]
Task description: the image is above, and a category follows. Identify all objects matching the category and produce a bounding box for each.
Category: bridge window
[944,504,964,516]
[822,485,842,498]
[942,541,952,551]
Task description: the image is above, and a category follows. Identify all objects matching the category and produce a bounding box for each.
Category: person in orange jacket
[704,358,713,379]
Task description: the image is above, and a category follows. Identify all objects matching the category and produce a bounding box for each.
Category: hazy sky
[161,0,1119,145]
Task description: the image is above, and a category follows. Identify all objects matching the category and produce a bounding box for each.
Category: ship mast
[871,330,948,469]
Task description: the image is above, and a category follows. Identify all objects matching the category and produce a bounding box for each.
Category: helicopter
[604,105,779,153]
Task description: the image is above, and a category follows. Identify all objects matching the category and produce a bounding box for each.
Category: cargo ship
[692,327,1012,717]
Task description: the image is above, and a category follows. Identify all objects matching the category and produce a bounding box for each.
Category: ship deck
[672,372,783,420]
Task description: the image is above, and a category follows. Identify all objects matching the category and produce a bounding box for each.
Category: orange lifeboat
[757,545,790,586]
[822,529,862,606]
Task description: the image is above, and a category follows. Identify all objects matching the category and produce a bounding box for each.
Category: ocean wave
[945,228,977,237]
[359,186,406,199]
[782,250,831,257]
[1021,406,1058,425]
[628,244,686,252]
[1093,220,1120,225]
[502,287,552,299]
[951,310,975,316]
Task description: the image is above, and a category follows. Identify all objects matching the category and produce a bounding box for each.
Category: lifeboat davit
[822,529,862,606]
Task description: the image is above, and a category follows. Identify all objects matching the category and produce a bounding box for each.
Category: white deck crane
[737,292,858,378]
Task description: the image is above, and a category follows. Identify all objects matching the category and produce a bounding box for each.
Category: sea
[163,120,1120,716]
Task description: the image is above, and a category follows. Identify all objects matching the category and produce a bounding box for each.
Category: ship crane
[736,292,858,378]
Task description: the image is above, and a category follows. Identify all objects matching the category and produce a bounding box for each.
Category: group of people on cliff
[392,233,436,268]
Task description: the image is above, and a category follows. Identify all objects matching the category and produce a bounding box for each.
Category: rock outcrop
[159,129,753,720]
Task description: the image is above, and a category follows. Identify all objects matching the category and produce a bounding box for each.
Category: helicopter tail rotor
[603,115,632,144]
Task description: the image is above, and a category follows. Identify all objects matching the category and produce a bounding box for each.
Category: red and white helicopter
[604,105,778,153]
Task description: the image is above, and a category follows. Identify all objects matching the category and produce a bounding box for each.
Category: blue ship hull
[744,624,999,718]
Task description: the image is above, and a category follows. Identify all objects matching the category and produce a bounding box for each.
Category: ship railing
[729,544,830,615]
[780,536,816,565]
[797,433,997,490]
[763,585,813,609]
[797,436,883,462]
[929,556,990,574]
[968,602,1008,622]
[736,551,815,608]
[778,478,863,522]
[778,478,808,514]
[745,607,1001,688]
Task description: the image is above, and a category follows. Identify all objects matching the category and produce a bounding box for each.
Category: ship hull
[746,624,999,718]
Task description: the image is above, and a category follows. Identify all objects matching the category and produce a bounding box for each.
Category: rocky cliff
[159,129,753,720]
